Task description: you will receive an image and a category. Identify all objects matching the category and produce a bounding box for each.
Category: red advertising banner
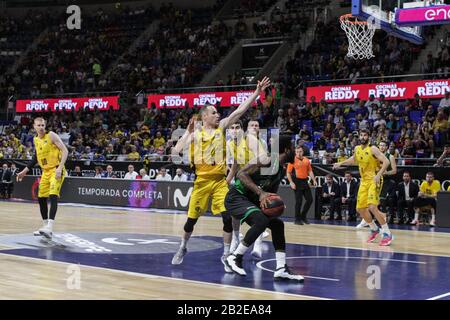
[147,90,263,108]
[306,79,450,103]
[15,96,120,113]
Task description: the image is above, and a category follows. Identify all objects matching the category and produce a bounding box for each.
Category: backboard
[352,0,424,44]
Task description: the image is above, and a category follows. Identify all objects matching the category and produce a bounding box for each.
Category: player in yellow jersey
[16,117,68,240]
[333,129,394,246]
[412,171,440,226]
[227,120,269,259]
[171,77,271,269]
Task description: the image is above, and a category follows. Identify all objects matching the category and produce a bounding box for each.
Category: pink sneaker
[367,229,380,243]
[379,233,394,246]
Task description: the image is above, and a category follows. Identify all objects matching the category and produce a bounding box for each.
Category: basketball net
[340,14,376,60]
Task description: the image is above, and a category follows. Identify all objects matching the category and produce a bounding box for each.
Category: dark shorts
[225,187,262,224]
[380,179,396,200]
[414,197,437,210]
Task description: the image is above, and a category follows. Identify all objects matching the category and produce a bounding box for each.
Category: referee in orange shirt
[286,146,317,225]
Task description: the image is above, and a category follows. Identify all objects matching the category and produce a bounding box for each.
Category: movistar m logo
[173,187,193,207]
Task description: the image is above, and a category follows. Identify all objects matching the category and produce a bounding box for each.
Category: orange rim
[340,13,368,25]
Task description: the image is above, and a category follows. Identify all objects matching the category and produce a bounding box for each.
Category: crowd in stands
[0,10,57,104]
[279,20,441,97]
[419,30,450,77]
[15,5,156,98]
[1,92,449,166]
[108,4,234,93]
[0,2,449,172]
[231,0,278,17]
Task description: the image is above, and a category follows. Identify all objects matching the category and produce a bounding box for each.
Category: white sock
[360,219,366,224]
[276,251,286,269]
[234,243,249,256]
[253,234,263,248]
[47,219,54,231]
[414,213,419,221]
[233,230,240,241]
[42,219,48,227]
[368,221,378,231]
[223,243,230,255]
[381,223,391,235]
[180,238,188,249]
[431,214,436,222]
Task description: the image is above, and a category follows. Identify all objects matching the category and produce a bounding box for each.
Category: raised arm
[219,77,271,129]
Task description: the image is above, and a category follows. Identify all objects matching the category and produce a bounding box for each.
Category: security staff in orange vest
[287,146,317,225]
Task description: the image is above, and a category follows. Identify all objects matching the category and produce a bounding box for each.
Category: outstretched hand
[256,76,271,92]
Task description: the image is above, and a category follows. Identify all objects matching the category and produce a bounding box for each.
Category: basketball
[262,194,285,218]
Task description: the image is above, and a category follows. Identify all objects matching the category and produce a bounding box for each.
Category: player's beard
[360,137,369,146]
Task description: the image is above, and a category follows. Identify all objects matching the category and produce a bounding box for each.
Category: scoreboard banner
[15,96,120,113]
[306,79,450,103]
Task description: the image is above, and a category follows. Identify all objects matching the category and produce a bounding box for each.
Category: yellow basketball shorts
[187,176,229,219]
[356,179,382,209]
[38,168,66,198]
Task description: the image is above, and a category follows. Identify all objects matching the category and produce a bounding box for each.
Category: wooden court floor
[1,201,450,300]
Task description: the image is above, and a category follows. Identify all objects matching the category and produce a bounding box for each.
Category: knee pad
[183,218,198,233]
[221,212,233,233]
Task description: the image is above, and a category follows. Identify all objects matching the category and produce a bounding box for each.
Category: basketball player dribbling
[170,77,271,271]
[333,129,394,246]
[224,135,304,281]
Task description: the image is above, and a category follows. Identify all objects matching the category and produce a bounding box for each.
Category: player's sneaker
[429,219,436,227]
[356,220,369,229]
[367,228,380,243]
[239,233,244,241]
[171,247,187,265]
[225,254,246,276]
[410,219,419,225]
[39,226,53,239]
[221,255,232,273]
[34,223,48,236]
[379,233,394,246]
[274,265,304,282]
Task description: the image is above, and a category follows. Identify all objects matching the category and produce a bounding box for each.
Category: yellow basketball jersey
[229,136,266,168]
[190,127,227,177]
[34,133,61,170]
[354,145,378,182]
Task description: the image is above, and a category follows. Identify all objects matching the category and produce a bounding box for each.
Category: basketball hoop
[340,14,376,60]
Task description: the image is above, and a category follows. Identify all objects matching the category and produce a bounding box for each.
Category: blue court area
[1,232,450,300]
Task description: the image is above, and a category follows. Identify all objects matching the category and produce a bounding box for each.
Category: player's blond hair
[33,117,46,124]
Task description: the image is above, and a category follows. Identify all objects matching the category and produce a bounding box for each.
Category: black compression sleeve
[26,152,38,171]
